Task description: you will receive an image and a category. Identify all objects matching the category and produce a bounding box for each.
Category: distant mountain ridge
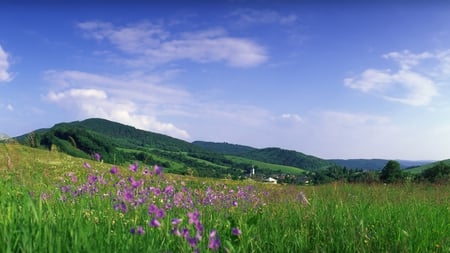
[329,159,433,170]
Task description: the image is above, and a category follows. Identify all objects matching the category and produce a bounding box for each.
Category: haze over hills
[13,118,441,178]
[0,133,11,141]
[329,159,434,170]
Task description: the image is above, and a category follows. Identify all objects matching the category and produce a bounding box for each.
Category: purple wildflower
[129,177,142,188]
[68,172,77,182]
[61,185,70,193]
[129,162,138,172]
[93,153,101,162]
[152,187,161,195]
[187,237,198,248]
[172,228,182,236]
[41,192,49,200]
[117,202,127,213]
[123,190,134,202]
[88,174,97,184]
[155,208,165,219]
[154,165,162,175]
[171,218,182,226]
[148,204,158,215]
[188,210,200,225]
[83,162,91,169]
[208,230,220,250]
[232,227,241,236]
[149,218,161,228]
[130,226,144,234]
[164,185,175,195]
[182,228,190,239]
[110,166,118,174]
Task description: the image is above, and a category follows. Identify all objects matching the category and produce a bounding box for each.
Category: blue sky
[1,1,450,160]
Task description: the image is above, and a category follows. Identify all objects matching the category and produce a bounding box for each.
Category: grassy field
[1,143,449,252]
[226,155,306,175]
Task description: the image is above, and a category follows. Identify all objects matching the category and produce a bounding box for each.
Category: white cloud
[383,50,432,70]
[77,21,267,68]
[6,104,13,111]
[345,69,437,106]
[44,71,191,139]
[0,45,12,82]
[344,68,392,92]
[344,50,447,106]
[280,113,302,123]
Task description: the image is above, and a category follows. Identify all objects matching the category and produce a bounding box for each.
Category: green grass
[226,155,306,175]
[1,143,449,252]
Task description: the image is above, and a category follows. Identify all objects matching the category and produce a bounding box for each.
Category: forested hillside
[192,141,257,155]
[16,118,314,180]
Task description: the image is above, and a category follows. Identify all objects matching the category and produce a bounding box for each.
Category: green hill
[17,118,317,180]
[226,155,306,175]
[404,159,450,174]
[241,147,334,171]
[193,141,334,171]
[192,141,257,155]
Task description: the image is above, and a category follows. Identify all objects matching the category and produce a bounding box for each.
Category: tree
[380,160,403,183]
[421,162,450,183]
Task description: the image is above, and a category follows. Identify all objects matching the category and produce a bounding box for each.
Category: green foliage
[405,159,450,174]
[380,160,404,183]
[417,162,450,183]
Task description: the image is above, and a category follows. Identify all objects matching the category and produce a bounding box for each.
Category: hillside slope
[193,141,334,171]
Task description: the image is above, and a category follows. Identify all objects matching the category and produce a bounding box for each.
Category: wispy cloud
[77,21,267,68]
[343,50,450,106]
[229,9,297,26]
[279,113,302,123]
[0,45,12,82]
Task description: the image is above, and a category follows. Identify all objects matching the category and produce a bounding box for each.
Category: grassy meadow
[1,143,449,252]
